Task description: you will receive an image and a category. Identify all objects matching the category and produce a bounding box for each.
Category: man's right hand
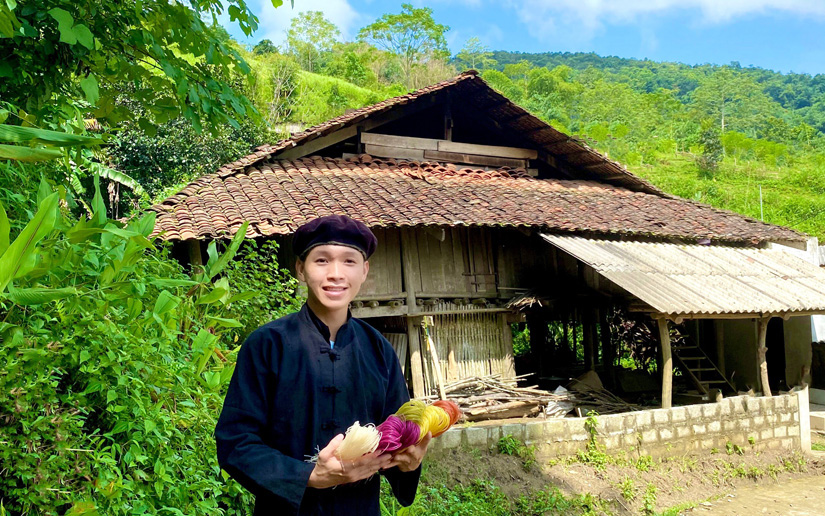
[307,434,393,489]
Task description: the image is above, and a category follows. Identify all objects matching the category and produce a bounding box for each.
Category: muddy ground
[425,431,825,514]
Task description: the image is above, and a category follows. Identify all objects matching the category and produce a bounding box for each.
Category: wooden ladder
[672,343,736,395]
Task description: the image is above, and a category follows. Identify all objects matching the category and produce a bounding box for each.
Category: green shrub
[0,177,298,514]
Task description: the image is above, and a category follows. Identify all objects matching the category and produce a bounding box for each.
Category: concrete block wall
[429,390,807,457]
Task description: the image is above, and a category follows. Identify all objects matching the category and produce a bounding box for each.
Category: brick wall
[429,389,809,457]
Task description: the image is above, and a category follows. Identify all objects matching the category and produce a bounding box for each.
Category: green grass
[292,71,395,125]
[630,152,825,240]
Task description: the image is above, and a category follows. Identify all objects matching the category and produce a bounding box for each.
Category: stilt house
[150,71,825,405]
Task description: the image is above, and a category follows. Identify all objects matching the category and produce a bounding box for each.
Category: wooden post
[186,239,203,275]
[583,308,595,371]
[422,316,446,400]
[657,317,673,409]
[527,312,548,377]
[500,313,516,379]
[715,320,725,376]
[757,317,772,397]
[401,228,426,398]
[600,308,615,388]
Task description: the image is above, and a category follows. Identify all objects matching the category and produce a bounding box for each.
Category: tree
[286,11,341,73]
[0,0,284,131]
[690,68,775,139]
[358,3,450,87]
[456,37,495,70]
[253,38,278,55]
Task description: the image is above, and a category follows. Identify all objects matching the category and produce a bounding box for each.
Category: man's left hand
[384,432,432,472]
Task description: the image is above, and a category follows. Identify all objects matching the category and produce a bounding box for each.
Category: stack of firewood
[417,373,641,421]
[418,374,561,421]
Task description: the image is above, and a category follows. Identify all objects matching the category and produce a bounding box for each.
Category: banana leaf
[0,125,102,147]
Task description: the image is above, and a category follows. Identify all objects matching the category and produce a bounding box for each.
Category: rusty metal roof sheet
[542,235,825,316]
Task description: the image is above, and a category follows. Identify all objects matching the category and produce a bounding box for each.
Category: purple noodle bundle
[377,416,421,453]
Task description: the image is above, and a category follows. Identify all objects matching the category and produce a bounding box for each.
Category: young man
[215,215,429,515]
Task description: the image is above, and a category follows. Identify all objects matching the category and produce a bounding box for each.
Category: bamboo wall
[412,306,515,394]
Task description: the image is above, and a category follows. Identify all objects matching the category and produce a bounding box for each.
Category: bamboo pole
[757,317,772,397]
[657,317,673,409]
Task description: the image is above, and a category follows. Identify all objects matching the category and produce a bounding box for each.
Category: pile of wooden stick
[417,373,641,421]
[418,374,565,421]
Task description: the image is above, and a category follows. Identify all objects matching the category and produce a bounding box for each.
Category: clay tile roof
[209,70,661,195]
[148,154,804,246]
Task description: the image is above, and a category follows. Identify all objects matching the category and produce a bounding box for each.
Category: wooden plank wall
[357,227,403,297]
[495,229,556,290]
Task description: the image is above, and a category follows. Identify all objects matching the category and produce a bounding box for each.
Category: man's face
[296,244,369,314]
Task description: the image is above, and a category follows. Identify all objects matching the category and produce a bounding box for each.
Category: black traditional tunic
[215,304,421,515]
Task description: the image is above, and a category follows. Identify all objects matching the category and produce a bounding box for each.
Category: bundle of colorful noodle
[335,399,462,459]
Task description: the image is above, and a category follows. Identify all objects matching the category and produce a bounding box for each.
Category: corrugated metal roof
[542,234,825,316]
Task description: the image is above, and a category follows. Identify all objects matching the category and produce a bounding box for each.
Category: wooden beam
[657,317,673,409]
[186,239,203,275]
[757,316,772,397]
[361,132,438,151]
[351,305,408,318]
[400,227,425,397]
[364,144,425,161]
[277,126,358,159]
[423,150,526,169]
[437,140,538,159]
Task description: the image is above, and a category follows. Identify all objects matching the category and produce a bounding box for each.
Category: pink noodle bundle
[376,416,422,453]
[376,416,405,453]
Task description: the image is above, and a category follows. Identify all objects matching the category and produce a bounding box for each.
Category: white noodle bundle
[335,421,381,461]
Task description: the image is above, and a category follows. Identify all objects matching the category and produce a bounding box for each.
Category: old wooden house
[150,71,825,405]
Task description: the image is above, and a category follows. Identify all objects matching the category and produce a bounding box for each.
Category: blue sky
[221,0,825,75]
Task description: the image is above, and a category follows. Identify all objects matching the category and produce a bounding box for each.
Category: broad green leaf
[0,199,8,255]
[0,192,59,293]
[226,291,259,304]
[37,175,52,206]
[73,23,93,49]
[48,7,76,44]
[65,500,99,516]
[0,125,101,146]
[149,278,197,288]
[0,4,20,39]
[79,350,90,363]
[206,316,244,328]
[152,290,180,316]
[90,174,105,226]
[5,286,78,305]
[195,286,227,305]
[79,74,99,105]
[206,221,249,280]
[192,328,217,351]
[110,421,130,435]
[0,143,62,161]
[89,162,145,195]
[144,420,156,433]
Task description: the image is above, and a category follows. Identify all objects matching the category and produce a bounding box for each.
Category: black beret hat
[293,215,377,259]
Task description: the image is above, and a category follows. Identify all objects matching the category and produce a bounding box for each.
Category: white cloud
[255,0,362,46]
[509,0,825,42]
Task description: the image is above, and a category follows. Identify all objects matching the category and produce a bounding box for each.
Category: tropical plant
[0,174,291,514]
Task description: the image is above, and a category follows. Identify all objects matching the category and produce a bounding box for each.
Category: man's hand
[308,434,393,489]
[385,432,432,472]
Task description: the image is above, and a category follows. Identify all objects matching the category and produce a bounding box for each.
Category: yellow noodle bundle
[421,405,451,438]
[335,421,381,461]
[394,399,426,422]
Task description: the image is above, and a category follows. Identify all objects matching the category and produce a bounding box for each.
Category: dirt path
[687,474,825,515]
